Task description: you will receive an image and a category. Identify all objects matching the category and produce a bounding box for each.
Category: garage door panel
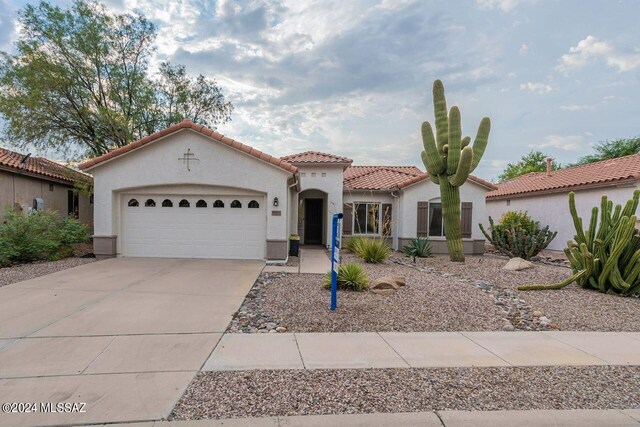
[122,195,266,259]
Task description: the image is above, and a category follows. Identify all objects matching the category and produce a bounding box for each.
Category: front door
[304,198,323,244]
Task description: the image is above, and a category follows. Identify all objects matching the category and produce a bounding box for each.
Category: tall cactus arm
[447,106,462,175]
[469,117,491,173]
[433,80,448,154]
[462,136,471,148]
[449,145,473,187]
[421,121,445,175]
[569,192,586,244]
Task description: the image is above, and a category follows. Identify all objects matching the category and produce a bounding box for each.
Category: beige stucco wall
[0,169,93,227]
[399,178,489,242]
[486,182,640,251]
[87,128,292,258]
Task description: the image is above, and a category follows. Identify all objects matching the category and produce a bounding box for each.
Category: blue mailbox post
[330,213,343,311]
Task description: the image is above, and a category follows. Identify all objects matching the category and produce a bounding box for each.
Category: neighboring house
[0,147,93,227]
[486,154,640,251]
[80,119,495,260]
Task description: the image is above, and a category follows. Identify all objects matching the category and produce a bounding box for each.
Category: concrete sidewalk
[264,247,331,274]
[122,409,640,426]
[204,331,640,371]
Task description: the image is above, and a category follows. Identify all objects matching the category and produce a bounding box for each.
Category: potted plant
[289,234,300,256]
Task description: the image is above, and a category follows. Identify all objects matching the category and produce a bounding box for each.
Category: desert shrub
[343,235,366,253]
[323,262,369,291]
[402,237,433,261]
[0,209,90,267]
[356,238,390,263]
[479,210,557,260]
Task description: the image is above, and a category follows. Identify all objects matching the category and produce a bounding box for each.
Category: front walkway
[264,247,331,274]
[204,331,640,371]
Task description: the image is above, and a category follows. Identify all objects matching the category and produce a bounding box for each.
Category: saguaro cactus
[421,80,491,262]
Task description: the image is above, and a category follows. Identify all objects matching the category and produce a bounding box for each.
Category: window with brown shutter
[343,203,353,235]
[417,202,429,237]
[382,203,392,236]
[461,202,473,238]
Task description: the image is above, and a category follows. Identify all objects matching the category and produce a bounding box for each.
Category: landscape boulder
[369,276,405,294]
[503,257,534,271]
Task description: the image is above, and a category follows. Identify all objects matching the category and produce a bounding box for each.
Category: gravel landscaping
[227,252,640,333]
[0,257,96,287]
[171,366,640,420]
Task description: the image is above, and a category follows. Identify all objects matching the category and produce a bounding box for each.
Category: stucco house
[486,154,640,251]
[80,119,495,260]
[1,147,93,226]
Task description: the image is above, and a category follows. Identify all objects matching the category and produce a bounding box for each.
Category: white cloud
[559,104,591,111]
[475,0,536,12]
[557,35,640,73]
[519,43,529,55]
[537,134,584,151]
[519,82,552,93]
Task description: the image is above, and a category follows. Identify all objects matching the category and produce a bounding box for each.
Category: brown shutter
[382,203,392,236]
[417,202,429,237]
[461,202,473,238]
[342,203,353,235]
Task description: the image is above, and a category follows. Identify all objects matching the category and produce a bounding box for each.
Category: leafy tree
[574,137,640,165]
[498,150,560,182]
[0,0,233,158]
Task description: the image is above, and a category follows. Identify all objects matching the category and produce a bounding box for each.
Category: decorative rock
[532,310,543,317]
[503,257,534,271]
[369,276,405,290]
[268,329,277,333]
[502,322,515,331]
[275,326,287,333]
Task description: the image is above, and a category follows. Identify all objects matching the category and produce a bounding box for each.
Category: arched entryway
[298,189,328,245]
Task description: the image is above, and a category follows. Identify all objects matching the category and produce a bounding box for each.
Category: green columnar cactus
[479,216,557,260]
[421,80,491,262]
[518,190,640,295]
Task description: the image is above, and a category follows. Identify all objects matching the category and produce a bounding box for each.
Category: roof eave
[486,177,639,201]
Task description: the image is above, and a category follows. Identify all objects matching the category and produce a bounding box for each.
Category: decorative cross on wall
[178,148,199,171]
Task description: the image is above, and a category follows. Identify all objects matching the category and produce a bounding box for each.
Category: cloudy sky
[1,0,639,181]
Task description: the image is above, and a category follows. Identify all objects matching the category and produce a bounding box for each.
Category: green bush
[357,238,390,263]
[323,262,369,291]
[402,237,433,261]
[479,210,557,260]
[343,235,365,253]
[0,209,90,267]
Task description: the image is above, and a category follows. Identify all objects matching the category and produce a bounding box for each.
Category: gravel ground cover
[171,366,640,420]
[227,252,639,333]
[0,257,96,287]
[411,254,640,332]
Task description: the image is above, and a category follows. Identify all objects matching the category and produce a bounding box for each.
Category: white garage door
[122,195,266,259]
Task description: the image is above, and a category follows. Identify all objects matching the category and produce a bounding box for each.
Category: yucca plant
[343,235,366,254]
[403,237,433,261]
[323,262,369,291]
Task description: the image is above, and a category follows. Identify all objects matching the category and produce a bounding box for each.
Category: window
[49,183,54,192]
[145,199,156,207]
[428,202,444,236]
[162,199,173,207]
[196,199,207,208]
[506,199,511,206]
[213,200,224,208]
[90,194,94,204]
[354,202,380,235]
[128,199,139,207]
[179,199,190,207]
[248,200,259,208]
[231,200,242,208]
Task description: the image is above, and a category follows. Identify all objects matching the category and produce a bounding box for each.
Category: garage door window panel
[128,199,139,207]
[231,200,242,208]
[214,200,224,208]
[162,199,173,207]
[248,200,260,208]
[145,199,156,207]
[179,199,190,208]
[196,199,207,208]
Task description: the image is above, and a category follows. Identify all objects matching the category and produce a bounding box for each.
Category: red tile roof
[344,166,423,190]
[396,173,497,191]
[343,165,496,191]
[281,151,353,165]
[79,119,298,174]
[487,154,640,200]
[0,147,92,184]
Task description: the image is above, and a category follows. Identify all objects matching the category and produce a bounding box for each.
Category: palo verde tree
[420,80,491,262]
[0,0,233,159]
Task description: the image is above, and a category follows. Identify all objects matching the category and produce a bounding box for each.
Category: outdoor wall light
[273,197,279,207]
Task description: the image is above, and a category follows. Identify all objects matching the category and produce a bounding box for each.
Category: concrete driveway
[0,257,263,426]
